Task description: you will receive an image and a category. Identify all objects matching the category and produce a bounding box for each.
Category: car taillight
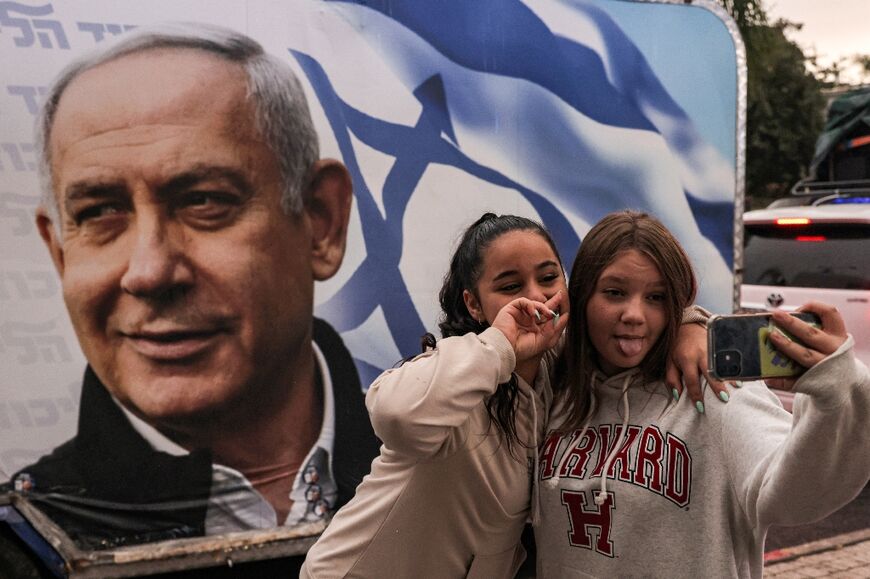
[796,235,826,242]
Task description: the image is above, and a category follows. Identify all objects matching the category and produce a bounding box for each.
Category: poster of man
[0,0,741,575]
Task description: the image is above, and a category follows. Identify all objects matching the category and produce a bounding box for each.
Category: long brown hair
[554,210,697,431]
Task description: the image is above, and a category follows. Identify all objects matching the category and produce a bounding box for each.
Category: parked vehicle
[741,197,870,410]
[741,88,870,410]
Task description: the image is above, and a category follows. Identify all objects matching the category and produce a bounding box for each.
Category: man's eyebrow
[61,166,256,214]
[63,181,127,216]
[490,260,560,283]
[157,166,254,198]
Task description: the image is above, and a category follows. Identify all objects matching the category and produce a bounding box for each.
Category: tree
[718,1,826,204]
[857,55,870,75]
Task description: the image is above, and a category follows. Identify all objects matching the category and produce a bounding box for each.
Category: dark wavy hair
[555,210,697,432]
[431,212,563,453]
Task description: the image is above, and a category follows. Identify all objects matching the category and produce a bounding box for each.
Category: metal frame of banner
[2,492,323,577]
[632,0,748,312]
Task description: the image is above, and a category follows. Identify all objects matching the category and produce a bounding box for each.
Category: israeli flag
[283,0,736,380]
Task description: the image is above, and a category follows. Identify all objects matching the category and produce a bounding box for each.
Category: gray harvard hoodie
[535,336,870,579]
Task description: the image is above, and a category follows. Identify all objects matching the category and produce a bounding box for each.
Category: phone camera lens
[716,350,742,378]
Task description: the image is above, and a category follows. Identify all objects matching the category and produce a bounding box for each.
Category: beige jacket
[300,327,554,578]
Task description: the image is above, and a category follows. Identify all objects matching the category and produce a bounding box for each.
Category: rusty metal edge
[5,493,326,578]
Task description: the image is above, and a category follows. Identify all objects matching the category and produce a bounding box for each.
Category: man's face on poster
[36,49,346,431]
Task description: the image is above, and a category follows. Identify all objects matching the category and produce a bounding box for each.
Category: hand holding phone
[707,302,848,382]
[708,312,820,381]
[764,305,849,389]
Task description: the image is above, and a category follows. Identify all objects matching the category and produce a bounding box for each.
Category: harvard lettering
[561,489,615,557]
[541,425,693,508]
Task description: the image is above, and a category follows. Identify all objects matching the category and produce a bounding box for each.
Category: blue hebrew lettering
[7,85,44,114]
[0,2,68,49]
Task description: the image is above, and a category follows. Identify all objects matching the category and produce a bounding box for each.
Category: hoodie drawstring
[595,373,632,505]
[530,391,541,525]
[544,377,599,490]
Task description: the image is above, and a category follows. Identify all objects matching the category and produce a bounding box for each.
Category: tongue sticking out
[617,338,643,357]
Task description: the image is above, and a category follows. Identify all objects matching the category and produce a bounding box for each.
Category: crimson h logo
[561,489,615,557]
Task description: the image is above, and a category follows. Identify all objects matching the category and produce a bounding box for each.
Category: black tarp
[810,87,870,181]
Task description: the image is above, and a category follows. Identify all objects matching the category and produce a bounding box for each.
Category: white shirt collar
[115,341,338,531]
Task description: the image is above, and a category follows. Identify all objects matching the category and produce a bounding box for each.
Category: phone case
[707,312,821,381]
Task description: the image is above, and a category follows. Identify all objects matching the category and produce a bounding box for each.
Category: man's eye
[74,203,124,225]
[183,191,234,207]
[178,191,240,220]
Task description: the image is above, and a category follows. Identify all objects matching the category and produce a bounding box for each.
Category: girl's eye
[499,283,521,293]
[603,288,623,297]
[648,293,666,302]
[540,273,559,283]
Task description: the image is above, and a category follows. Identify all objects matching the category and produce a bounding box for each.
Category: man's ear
[36,206,65,276]
[462,289,483,324]
[306,159,353,282]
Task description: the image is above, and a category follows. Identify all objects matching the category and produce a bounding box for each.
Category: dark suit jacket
[5,318,379,570]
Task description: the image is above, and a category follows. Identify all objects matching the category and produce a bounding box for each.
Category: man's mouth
[123,327,226,361]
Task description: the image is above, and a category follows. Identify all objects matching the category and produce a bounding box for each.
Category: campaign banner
[0,0,741,568]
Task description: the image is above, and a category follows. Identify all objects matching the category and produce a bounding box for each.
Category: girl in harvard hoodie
[536,210,870,579]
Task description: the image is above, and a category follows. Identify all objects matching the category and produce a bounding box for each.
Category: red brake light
[775,218,811,226]
[796,235,826,242]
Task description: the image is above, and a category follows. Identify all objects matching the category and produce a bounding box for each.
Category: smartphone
[707,312,821,381]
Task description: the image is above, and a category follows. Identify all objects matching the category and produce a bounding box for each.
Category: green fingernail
[671,388,680,401]
[695,401,705,414]
[733,381,743,388]
[718,391,730,403]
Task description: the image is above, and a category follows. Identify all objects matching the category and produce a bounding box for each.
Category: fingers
[769,303,847,367]
[520,297,559,328]
[705,376,731,404]
[767,330,825,369]
[664,364,683,401]
[794,301,848,340]
[668,322,725,413]
[521,292,567,331]
[543,289,567,317]
[681,364,707,413]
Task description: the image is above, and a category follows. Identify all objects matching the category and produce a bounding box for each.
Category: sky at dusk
[766,0,870,85]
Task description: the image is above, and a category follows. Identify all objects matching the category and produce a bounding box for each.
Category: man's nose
[120,218,193,298]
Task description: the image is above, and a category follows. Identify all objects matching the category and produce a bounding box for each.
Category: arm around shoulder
[365,327,516,458]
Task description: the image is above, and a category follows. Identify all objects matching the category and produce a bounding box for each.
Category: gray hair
[37,21,319,224]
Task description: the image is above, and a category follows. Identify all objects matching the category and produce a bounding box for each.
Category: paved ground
[766,486,870,551]
[765,529,870,577]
